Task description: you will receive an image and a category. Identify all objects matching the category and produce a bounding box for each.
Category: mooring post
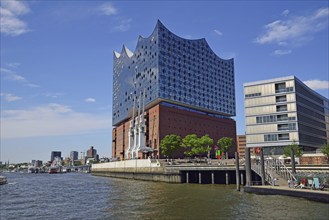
[199,172,202,184]
[186,172,189,184]
[260,148,266,185]
[235,152,240,191]
[245,147,251,186]
[211,171,215,184]
[225,172,229,185]
[291,148,296,174]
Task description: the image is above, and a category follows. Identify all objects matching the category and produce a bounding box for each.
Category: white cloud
[255,7,329,45]
[303,79,329,90]
[0,93,22,102]
[113,18,132,32]
[0,0,31,36]
[272,49,292,56]
[85,97,96,103]
[98,2,118,15]
[7,62,21,68]
[0,67,40,88]
[1,103,112,139]
[214,29,223,36]
[25,83,40,88]
[281,9,290,16]
[44,92,64,98]
[278,41,288,46]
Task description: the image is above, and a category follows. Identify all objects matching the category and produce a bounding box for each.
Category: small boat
[49,167,59,174]
[0,176,7,185]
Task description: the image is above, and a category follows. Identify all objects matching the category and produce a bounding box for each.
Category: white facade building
[244,76,328,153]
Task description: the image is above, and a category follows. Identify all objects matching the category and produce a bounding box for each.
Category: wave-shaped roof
[114,20,232,62]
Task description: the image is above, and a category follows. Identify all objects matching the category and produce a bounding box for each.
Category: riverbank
[244,185,329,203]
[92,159,246,184]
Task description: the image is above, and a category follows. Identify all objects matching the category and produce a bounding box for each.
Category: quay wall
[244,186,329,203]
[92,159,182,183]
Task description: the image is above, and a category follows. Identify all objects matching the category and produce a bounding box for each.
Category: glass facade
[113,20,235,125]
[244,76,329,151]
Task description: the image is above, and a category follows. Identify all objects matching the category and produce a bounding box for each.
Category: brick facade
[112,103,237,160]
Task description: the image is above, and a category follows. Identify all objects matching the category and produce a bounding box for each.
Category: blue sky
[1,1,328,163]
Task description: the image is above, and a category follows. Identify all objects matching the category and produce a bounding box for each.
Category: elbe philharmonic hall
[112,20,236,160]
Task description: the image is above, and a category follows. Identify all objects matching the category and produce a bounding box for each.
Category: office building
[70,151,78,161]
[87,146,99,161]
[50,151,62,162]
[244,76,329,154]
[112,20,236,159]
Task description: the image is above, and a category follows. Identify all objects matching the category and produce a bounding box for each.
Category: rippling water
[1,172,328,220]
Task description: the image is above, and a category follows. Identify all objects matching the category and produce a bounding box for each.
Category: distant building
[244,76,329,154]
[237,135,246,158]
[35,160,43,167]
[70,151,78,161]
[112,20,236,160]
[236,135,256,158]
[86,146,99,161]
[51,151,62,162]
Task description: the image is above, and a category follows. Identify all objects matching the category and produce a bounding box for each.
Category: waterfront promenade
[244,185,329,203]
[92,159,329,203]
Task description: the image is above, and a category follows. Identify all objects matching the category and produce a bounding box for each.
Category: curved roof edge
[113,19,234,61]
[157,20,233,62]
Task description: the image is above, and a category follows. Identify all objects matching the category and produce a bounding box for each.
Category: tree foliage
[217,137,233,158]
[182,134,214,157]
[283,142,303,158]
[199,134,214,156]
[321,143,329,161]
[160,134,182,158]
[181,134,200,157]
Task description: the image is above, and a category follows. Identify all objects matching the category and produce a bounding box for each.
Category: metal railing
[251,162,274,185]
[250,157,297,185]
[265,158,296,182]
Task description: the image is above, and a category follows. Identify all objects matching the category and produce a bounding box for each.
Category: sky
[1,0,328,163]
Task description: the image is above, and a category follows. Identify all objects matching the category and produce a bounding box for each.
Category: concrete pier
[244,185,329,203]
[92,159,246,184]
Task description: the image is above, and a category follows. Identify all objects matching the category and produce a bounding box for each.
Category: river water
[0,172,328,220]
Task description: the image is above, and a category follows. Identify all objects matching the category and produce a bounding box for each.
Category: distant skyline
[1,1,328,163]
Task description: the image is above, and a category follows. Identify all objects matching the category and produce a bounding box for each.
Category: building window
[264,134,278,142]
[278,133,289,140]
[276,95,287,103]
[277,114,288,121]
[256,115,276,124]
[275,83,286,93]
[245,92,261,98]
[278,123,296,131]
[276,105,287,112]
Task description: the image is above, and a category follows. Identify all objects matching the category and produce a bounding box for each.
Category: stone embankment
[92,159,182,183]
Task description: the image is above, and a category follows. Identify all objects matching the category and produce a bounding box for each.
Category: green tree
[217,137,233,159]
[321,143,329,163]
[283,143,303,158]
[199,134,214,158]
[160,134,182,158]
[181,134,200,157]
